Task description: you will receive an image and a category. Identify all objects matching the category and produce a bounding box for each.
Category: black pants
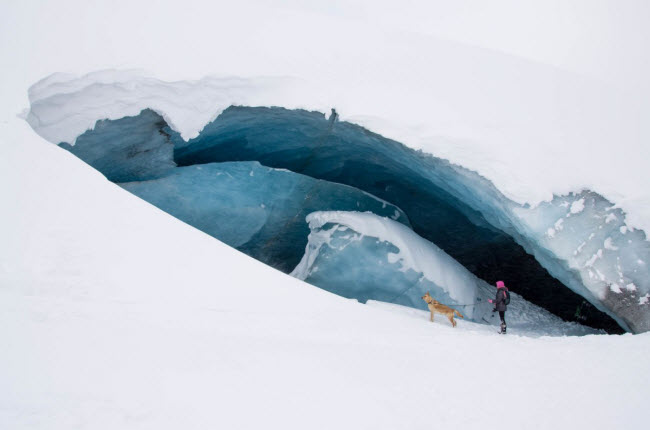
[499,311,506,325]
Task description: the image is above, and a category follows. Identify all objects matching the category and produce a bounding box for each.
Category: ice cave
[47,106,650,334]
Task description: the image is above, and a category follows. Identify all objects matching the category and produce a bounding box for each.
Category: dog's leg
[449,315,456,327]
[430,310,434,322]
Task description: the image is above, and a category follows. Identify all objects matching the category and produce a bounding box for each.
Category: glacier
[119,161,408,272]
[26,77,650,333]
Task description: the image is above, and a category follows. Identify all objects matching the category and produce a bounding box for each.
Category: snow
[604,237,619,251]
[570,198,586,214]
[3,1,650,428]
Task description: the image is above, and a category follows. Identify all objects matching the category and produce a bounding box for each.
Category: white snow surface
[3,1,650,428]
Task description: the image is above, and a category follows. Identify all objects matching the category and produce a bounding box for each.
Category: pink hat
[496,281,505,288]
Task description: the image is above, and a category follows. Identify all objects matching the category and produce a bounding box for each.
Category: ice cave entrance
[57,106,639,334]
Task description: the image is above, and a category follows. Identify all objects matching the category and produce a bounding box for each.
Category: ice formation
[120,162,408,272]
[291,211,480,314]
[26,74,650,333]
[513,191,650,331]
[59,109,176,182]
[291,211,598,336]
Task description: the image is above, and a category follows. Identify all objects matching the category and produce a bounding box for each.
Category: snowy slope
[2,118,650,429]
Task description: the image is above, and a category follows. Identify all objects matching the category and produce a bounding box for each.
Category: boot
[500,322,507,334]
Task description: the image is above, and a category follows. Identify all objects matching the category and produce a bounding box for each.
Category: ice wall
[513,191,650,332]
[59,109,176,182]
[291,211,480,315]
[119,161,409,273]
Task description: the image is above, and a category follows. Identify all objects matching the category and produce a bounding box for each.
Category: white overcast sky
[3,0,649,86]
[288,0,650,91]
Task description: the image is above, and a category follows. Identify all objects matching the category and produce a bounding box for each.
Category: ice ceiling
[57,106,650,333]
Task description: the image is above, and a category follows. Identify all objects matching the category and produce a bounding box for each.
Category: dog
[421,292,464,327]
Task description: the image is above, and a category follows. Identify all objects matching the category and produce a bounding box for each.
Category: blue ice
[119,161,409,272]
[60,109,177,182]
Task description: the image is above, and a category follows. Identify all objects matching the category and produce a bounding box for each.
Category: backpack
[504,289,511,305]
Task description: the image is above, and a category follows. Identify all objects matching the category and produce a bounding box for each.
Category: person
[488,280,509,334]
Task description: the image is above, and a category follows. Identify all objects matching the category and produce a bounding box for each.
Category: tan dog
[421,292,464,327]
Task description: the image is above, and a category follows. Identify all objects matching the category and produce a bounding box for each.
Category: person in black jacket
[488,280,509,334]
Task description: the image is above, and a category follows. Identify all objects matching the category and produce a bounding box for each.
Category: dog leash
[434,298,484,307]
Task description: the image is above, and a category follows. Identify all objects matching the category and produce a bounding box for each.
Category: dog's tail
[454,309,464,319]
